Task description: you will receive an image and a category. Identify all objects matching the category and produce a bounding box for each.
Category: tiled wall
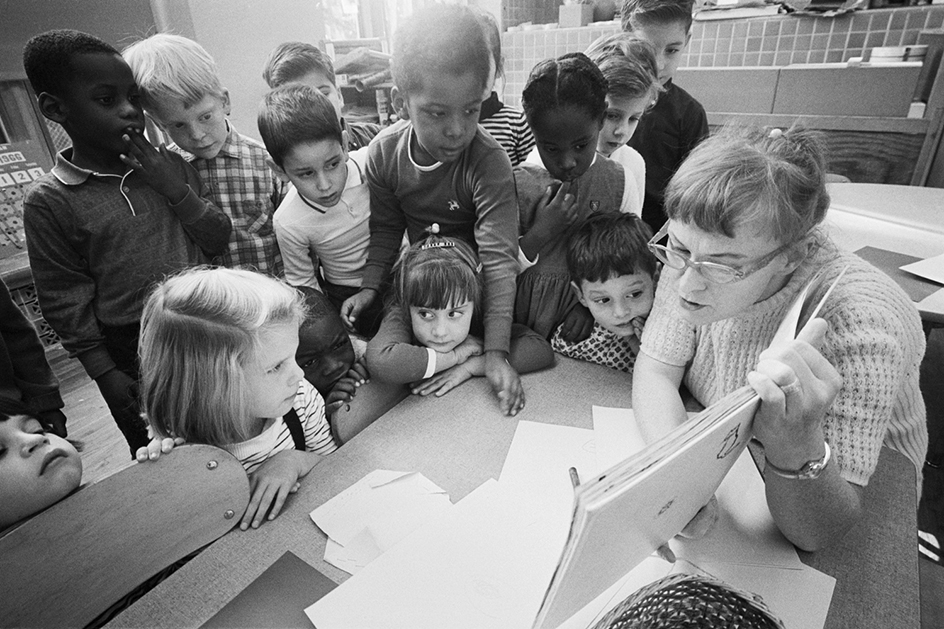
[501,5,944,107]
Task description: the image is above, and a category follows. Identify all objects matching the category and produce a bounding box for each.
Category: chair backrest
[0,444,249,627]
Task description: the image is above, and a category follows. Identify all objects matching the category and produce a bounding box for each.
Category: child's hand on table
[120,131,190,204]
[412,357,483,397]
[485,351,524,417]
[241,450,320,530]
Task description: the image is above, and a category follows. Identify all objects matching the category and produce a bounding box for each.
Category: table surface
[825,182,944,325]
[109,357,919,629]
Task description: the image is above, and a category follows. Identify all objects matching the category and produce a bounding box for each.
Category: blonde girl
[138,267,337,530]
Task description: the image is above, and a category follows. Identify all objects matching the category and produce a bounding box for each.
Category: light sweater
[641,237,927,488]
[226,379,337,474]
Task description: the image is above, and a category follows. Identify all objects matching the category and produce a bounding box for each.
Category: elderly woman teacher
[632,126,927,551]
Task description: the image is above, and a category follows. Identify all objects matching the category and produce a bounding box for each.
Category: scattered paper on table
[900,252,944,285]
[310,470,452,574]
[499,421,599,524]
[591,406,646,471]
[305,479,570,629]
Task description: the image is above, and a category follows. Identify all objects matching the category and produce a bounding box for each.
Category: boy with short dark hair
[340,4,525,416]
[21,29,232,453]
[620,0,708,233]
[552,212,657,373]
[123,33,283,276]
[262,41,381,152]
[258,84,381,335]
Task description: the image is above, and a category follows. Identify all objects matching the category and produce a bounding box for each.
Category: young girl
[515,52,636,341]
[472,5,535,167]
[366,229,553,404]
[138,267,337,530]
[585,33,661,204]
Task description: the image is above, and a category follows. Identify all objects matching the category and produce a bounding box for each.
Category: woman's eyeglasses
[647,224,794,284]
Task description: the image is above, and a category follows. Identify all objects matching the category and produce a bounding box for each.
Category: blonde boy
[123,34,283,275]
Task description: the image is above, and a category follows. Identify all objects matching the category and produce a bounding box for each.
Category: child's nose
[443,115,464,139]
[20,432,48,456]
[289,360,305,385]
[316,173,332,191]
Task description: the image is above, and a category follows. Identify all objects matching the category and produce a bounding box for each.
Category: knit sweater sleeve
[816,256,927,486]
[362,133,408,291]
[640,269,695,367]
[508,323,555,374]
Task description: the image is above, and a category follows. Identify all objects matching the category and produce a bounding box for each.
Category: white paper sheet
[591,406,647,471]
[672,450,803,570]
[310,470,452,574]
[499,421,599,524]
[900,251,944,285]
[305,479,571,629]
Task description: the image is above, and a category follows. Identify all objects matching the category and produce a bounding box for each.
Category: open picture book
[533,265,848,629]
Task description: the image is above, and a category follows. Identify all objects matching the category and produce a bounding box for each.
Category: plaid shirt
[173,123,284,274]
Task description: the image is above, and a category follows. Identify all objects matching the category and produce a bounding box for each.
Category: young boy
[262,41,381,152]
[620,0,708,233]
[123,33,283,275]
[296,287,405,444]
[552,212,657,373]
[585,33,662,215]
[340,4,524,416]
[21,30,232,453]
[258,84,382,335]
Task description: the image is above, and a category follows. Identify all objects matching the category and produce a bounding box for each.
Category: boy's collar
[51,149,128,185]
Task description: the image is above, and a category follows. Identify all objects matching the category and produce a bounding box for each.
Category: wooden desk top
[109,357,919,629]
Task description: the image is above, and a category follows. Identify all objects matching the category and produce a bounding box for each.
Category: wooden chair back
[0,444,249,627]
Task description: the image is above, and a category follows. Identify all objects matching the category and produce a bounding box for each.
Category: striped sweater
[480,92,535,168]
[226,379,337,474]
[641,236,927,489]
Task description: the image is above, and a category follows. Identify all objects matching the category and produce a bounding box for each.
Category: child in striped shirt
[472,6,535,167]
[136,268,337,531]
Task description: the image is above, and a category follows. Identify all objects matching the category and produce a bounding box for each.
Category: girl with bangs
[367,227,553,401]
[137,267,337,531]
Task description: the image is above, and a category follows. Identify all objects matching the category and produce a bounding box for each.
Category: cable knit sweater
[641,237,927,488]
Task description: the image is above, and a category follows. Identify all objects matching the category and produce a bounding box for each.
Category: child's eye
[593,298,610,305]
[326,160,340,171]
[268,361,284,374]
[98,96,115,106]
[574,143,588,152]
[200,113,213,122]
[606,112,621,121]
[666,47,680,56]
[465,107,480,117]
[301,357,320,369]
[629,291,643,299]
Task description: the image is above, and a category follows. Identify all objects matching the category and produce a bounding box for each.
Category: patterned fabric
[225,379,337,474]
[480,92,535,168]
[173,124,284,275]
[551,322,640,373]
[345,120,382,151]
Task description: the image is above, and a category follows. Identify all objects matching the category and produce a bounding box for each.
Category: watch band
[764,442,831,480]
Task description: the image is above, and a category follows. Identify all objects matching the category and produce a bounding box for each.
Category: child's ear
[267,157,291,183]
[37,92,67,124]
[390,87,409,121]
[571,281,588,307]
[220,89,232,116]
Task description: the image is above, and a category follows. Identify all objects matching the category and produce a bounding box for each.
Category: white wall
[162,0,326,141]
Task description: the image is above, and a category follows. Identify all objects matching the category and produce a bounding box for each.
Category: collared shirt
[274,149,370,290]
[23,149,232,378]
[172,123,284,275]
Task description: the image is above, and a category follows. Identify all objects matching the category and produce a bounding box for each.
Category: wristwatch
[764,442,831,480]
